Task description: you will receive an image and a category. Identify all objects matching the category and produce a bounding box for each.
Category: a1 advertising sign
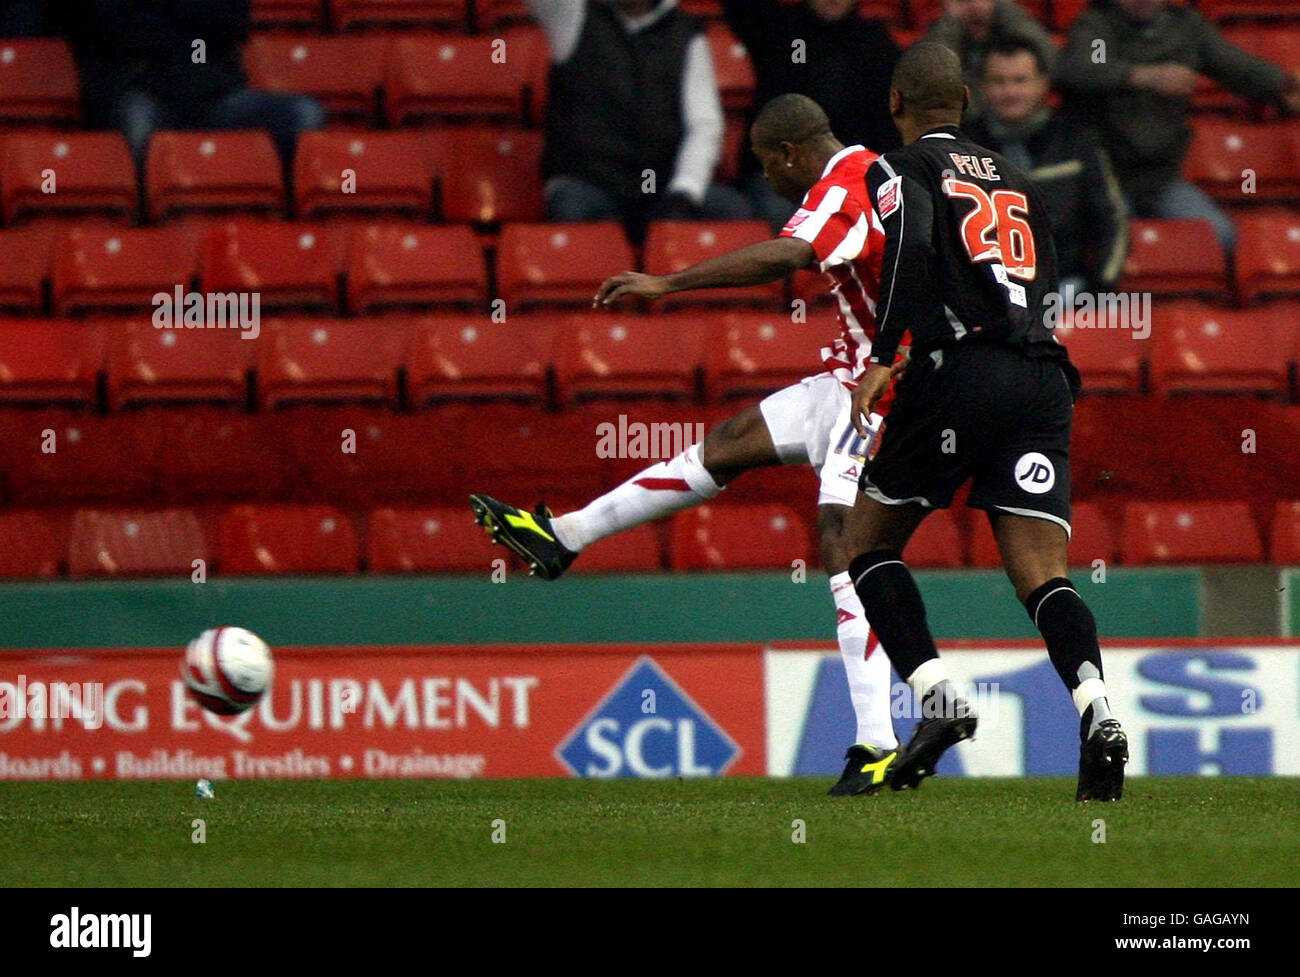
[0,645,765,781]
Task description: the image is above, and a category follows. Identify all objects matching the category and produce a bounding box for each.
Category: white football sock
[550,442,722,552]
[829,572,898,750]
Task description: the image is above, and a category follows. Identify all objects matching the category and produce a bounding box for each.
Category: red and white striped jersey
[780,145,887,388]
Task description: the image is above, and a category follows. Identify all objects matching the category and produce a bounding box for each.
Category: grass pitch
[1,777,1295,887]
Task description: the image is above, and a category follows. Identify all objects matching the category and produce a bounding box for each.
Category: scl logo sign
[556,658,740,778]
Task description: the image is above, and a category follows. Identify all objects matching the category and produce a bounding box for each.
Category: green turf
[1,777,1296,887]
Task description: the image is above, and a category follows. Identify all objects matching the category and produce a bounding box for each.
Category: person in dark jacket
[529,0,752,241]
[925,0,1057,124]
[722,0,901,228]
[52,0,324,171]
[968,39,1128,294]
[1055,0,1300,255]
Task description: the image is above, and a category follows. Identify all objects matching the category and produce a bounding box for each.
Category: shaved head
[891,42,967,120]
[748,94,843,204]
[751,93,833,151]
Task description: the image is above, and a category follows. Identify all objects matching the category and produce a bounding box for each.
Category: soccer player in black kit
[844,43,1128,802]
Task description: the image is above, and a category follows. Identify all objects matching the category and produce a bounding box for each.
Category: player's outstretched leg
[846,500,976,791]
[994,513,1128,801]
[469,407,779,580]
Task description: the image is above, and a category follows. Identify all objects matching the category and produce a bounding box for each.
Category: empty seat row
[3,300,1297,413]
[0,128,545,224]
[0,311,816,409]
[1057,300,1300,397]
[0,219,781,316]
[0,496,1286,579]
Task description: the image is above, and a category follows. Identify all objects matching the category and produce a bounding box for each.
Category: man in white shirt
[528,0,752,238]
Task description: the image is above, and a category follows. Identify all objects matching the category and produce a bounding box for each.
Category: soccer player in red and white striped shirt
[470,95,905,795]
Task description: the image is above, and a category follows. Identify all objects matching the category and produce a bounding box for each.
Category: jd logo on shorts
[1014,452,1055,494]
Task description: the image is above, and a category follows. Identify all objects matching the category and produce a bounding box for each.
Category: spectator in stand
[1056,0,1300,256]
[52,0,325,172]
[722,0,901,229]
[925,0,1057,123]
[968,39,1128,295]
[527,0,752,240]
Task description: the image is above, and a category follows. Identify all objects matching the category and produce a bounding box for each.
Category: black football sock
[1024,577,1111,738]
[848,549,941,684]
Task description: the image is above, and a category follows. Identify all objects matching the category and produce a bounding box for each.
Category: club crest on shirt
[875,175,902,218]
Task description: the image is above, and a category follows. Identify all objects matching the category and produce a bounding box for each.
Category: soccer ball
[182,627,274,716]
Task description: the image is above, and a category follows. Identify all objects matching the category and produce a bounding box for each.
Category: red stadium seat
[258,318,407,407]
[0,39,79,125]
[553,313,705,404]
[0,225,55,312]
[1199,0,1300,23]
[1119,219,1228,299]
[0,510,63,578]
[970,503,1117,567]
[496,222,635,310]
[1,133,135,223]
[0,411,156,504]
[384,32,539,126]
[1184,120,1299,203]
[1270,501,1300,563]
[345,223,487,313]
[705,23,756,113]
[146,407,293,503]
[294,131,432,218]
[407,314,554,404]
[106,318,251,409]
[0,318,104,407]
[429,127,544,224]
[1054,307,1146,394]
[52,225,196,315]
[704,310,826,401]
[1149,302,1289,396]
[201,220,345,313]
[568,524,665,573]
[1235,210,1300,303]
[332,0,467,29]
[146,131,284,221]
[474,0,530,29]
[251,0,325,27]
[244,34,390,122]
[218,504,359,574]
[1121,501,1262,564]
[904,510,965,568]
[1221,24,1300,69]
[644,221,782,307]
[68,508,209,578]
[1051,0,1089,29]
[679,0,723,18]
[670,504,810,570]
[366,505,501,573]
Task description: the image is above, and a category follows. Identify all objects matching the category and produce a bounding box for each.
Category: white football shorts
[758,373,884,508]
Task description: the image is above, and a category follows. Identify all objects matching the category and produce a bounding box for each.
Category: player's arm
[852,161,935,431]
[594,237,814,306]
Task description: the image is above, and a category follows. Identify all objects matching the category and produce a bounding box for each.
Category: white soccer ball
[182,627,274,716]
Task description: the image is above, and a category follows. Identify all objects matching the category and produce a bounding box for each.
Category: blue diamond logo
[556,657,740,778]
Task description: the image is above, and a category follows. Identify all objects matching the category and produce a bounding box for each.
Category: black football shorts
[859,341,1075,535]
